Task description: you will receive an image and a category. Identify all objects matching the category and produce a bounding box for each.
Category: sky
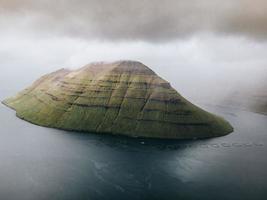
[0,0,267,104]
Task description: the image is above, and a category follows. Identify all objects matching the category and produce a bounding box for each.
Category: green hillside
[2,61,233,139]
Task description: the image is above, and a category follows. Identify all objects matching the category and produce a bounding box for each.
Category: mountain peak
[114,60,144,65]
[112,60,156,75]
[80,60,156,76]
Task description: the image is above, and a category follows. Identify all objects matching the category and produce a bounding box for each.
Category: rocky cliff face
[3,60,233,139]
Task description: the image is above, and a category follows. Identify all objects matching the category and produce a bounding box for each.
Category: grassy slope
[3,61,233,139]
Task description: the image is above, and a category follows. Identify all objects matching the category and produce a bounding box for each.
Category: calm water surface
[0,88,267,200]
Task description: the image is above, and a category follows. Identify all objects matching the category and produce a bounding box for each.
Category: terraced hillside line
[109,73,132,127]
[2,60,233,139]
[96,73,123,132]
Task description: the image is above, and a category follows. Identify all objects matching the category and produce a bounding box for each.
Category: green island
[2,60,233,139]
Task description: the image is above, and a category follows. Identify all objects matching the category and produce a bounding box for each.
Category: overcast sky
[0,0,266,104]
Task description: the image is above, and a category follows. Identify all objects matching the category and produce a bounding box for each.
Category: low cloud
[0,33,266,104]
[0,0,267,41]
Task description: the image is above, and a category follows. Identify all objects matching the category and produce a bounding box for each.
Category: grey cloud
[0,0,267,41]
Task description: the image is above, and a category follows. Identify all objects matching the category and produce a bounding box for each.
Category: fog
[0,0,266,107]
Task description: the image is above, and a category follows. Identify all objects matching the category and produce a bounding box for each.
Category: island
[2,60,233,139]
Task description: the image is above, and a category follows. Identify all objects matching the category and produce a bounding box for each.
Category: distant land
[2,60,233,139]
[250,84,267,115]
[222,83,267,115]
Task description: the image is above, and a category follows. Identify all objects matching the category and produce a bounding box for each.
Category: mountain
[2,61,233,139]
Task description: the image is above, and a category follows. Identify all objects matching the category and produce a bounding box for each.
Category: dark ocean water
[0,88,267,200]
